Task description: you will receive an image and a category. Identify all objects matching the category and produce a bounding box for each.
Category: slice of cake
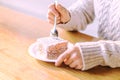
[37,37,68,59]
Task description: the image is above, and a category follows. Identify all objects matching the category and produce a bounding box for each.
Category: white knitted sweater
[58,0,120,70]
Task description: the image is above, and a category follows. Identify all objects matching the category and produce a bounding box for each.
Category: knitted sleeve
[57,0,94,31]
[75,40,120,70]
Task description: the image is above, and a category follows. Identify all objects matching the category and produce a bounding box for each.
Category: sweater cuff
[75,42,105,70]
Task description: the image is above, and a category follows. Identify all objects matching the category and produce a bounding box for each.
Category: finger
[48,19,61,24]
[64,56,73,65]
[55,50,71,66]
[69,59,82,69]
[72,58,83,69]
[47,10,61,20]
[47,13,54,24]
[48,18,61,24]
[55,46,75,66]
[47,19,54,24]
[69,61,78,68]
[47,12,55,21]
[55,16,61,24]
[75,65,82,70]
[47,11,61,23]
[56,4,67,16]
[64,51,76,65]
[57,20,61,24]
[48,4,59,17]
[47,14,61,24]
[64,53,76,65]
[64,59,73,65]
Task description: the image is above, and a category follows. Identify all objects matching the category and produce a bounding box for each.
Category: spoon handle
[54,0,58,5]
[53,0,58,30]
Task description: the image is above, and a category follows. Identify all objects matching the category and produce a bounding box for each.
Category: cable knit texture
[57,0,120,70]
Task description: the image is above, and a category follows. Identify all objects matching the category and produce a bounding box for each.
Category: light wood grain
[0,6,120,80]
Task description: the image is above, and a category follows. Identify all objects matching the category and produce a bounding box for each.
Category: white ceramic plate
[28,42,56,62]
[28,38,73,62]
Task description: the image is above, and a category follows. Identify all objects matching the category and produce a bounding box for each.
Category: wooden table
[0,6,120,80]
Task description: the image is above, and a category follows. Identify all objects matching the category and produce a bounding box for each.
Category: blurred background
[0,0,98,37]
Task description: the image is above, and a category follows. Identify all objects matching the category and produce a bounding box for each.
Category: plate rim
[28,37,73,62]
[28,42,56,62]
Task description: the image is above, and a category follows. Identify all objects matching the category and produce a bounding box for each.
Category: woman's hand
[55,45,83,70]
[47,3,71,24]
